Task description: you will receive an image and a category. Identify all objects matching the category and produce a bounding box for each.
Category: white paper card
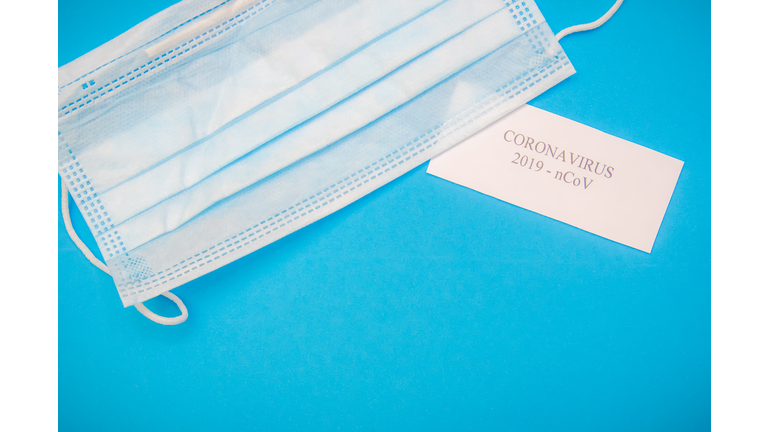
[427,105,683,253]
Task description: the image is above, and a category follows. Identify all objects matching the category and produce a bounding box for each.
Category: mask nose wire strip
[60,178,188,325]
[554,0,624,42]
[145,0,257,58]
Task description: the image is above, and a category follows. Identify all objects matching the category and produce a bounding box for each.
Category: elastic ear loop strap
[61,179,188,325]
[547,0,624,54]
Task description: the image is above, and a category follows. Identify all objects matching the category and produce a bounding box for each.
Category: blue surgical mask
[59,0,623,324]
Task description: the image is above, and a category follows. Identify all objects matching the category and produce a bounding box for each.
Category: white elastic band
[135,292,189,325]
[145,0,257,58]
[61,178,188,325]
[61,178,110,274]
[555,0,624,41]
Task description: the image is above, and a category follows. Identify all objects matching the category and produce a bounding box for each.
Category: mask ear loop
[61,178,188,325]
[546,0,624,55]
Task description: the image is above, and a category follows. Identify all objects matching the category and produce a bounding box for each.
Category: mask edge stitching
[114,42,572,300]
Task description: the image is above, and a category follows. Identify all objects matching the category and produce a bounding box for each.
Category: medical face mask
[59,0,624,324]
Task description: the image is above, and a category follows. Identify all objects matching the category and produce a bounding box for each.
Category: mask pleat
[96,0,518,231]
[112,22,574,305]
[60,0,446,193]
[58,0,573,306]
[111,4,547,249]
[58,0,322,116]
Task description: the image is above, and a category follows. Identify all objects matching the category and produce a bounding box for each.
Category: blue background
[58,1,710,430]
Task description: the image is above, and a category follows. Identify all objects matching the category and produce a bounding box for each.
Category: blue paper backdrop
[59,1,711,430]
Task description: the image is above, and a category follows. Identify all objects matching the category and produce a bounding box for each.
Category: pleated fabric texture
[58,0,575,306]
